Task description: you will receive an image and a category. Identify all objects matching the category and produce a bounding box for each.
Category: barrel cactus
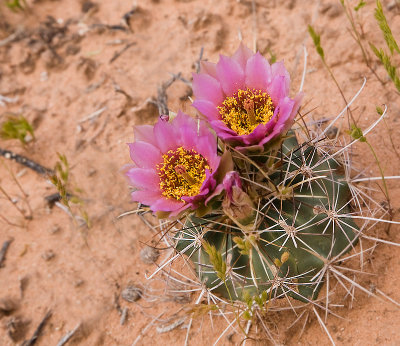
[125,42,396,342]
[175,133,358,306]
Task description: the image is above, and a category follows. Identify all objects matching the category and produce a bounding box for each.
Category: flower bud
[222,172,256,228]
[159,114,169,122]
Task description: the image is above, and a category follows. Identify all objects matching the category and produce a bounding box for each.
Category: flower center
[157,147,210,201]
[218,88,275,136]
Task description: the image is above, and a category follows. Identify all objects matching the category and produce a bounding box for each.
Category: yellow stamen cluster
[218,88,274,136]
[157,147,210,201]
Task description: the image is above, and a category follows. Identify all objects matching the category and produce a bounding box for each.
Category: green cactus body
[175,134,359,303]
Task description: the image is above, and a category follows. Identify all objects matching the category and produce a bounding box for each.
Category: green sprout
[374,0,400,54]
[5,0,27,11]
[51,153,91,228]
[308,25,324,61]
[370,44,400,92]
[0,115,35,145]
[202,241,226,282]
[354,0,366,11]
[370,0,400,92]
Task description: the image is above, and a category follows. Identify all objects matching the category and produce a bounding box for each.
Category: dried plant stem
[382,119,400,160]
[0,148,53,176]
[0,213,23,227]
[0,158,33,217]
[56,323,81,346]
[0,184,30,219]
[0,238,13,267]
[341,0,385,84]
[22,310,52,346]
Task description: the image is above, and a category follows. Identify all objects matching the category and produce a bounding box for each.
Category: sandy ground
[0,0,400,345]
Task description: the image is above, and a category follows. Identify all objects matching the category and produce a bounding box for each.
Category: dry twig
[22,310,52,346]
[56,323,81,346]
[0,148,53,176]
[110,42,136,63]
[0,238,13,267]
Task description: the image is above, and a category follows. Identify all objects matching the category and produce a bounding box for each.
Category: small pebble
[325,126,339,139]
[121,285,142,302]
[40,71,48,82]
[387,0,399,10]
[140,246,159,264]
[41,250,55,261]
[74,279,84,287]
[320,3,342,18]
[48,226,61,234]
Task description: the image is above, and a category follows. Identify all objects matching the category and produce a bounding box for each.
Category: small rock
[320,3,342,18]
[41,250,55,261]
[24,134,33,143]
[74,279,84,287]
[40,71,48,82]
[0,297,18,316]
[5,316,28,342]
[48,225,61,234]
[140,246,160,264]
[121,285,142,302]
[325,126,338,139]
[88,168,97,177]
[387,1,399,10]
[81,1,99,13]
[65,44,81,56]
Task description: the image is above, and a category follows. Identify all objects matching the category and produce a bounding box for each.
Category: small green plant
[370,0,400,92]
[5,0,27,12]
[308,25,324,60]
[0,114,34,145]
[354,0,366,12]
[374,0,399,55]
[340,0,385,84]
[50,153,91,228]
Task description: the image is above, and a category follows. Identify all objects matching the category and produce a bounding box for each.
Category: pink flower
[126,112,222,216]
[192,43,303,151]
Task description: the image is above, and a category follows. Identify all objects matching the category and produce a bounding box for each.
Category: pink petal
[133,125,157,146]
[291,92,304,117]
[128,141,162,169]
[268,76,287,105]
[126,168,160,190]
[205,184,224,204]
[169,203,191,216]
[200,61,217,78]
[245,52,272,89]
[180,124,198,150]
[282,92,303,132]
[275,97,295,127]
[240,123,270,145]
[271,61,290,94]
[192,100,221,121]
[216,55,245,96]
[232,43,254,70]
[172,112,198,149]
[195,136,218,168]
[154,120,178,152]
[151,197,184,212]
[192,73,224,106]
[173,111,196,132]
[131,190,161,205]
